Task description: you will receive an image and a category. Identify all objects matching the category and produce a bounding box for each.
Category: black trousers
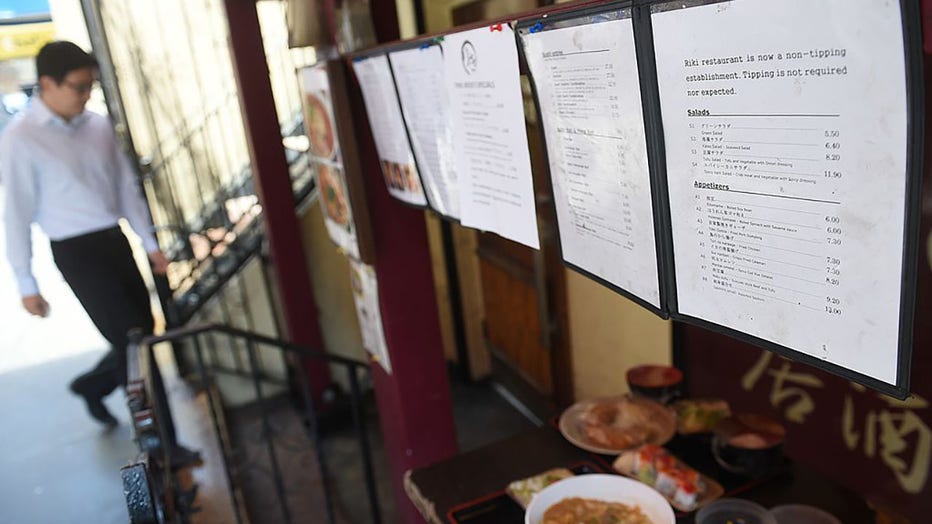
[50,226,154,399]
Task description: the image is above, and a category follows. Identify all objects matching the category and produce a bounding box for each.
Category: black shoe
[85,396,118,427]
[70,382,118,427]
[69,374,94,396]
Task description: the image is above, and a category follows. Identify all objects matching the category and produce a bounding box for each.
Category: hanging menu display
[349,260,391,375]
[352,54,428,207]
[389,44,460,220]
[651,0,915,389]
[299,63,362,260]
[342,0,920,397]
[443,24,540,249]
[520,11,662,310]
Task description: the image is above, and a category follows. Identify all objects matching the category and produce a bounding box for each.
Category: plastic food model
[623,445,705,511]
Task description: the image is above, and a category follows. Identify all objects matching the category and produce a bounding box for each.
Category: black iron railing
[123,323,381,524]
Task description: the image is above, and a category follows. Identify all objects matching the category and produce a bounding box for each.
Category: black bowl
[626,365,683,405]
[711,413,786,478]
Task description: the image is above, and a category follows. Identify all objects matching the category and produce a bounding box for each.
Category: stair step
[158,345,246,524]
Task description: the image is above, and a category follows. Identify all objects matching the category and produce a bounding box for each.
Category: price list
[653,0,909,384]
[522,16,660,307]
[688,120,848,318]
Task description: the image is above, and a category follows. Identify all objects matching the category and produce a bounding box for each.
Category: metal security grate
[82,0,315,321]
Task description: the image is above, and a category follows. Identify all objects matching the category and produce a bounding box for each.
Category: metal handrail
[144,323,368,369]
[126,323,382,524]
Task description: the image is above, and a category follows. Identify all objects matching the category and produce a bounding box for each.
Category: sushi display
[614,444,723,512]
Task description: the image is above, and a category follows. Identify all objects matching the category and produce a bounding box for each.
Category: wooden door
[477,233,553,394]
[475,119,570,403]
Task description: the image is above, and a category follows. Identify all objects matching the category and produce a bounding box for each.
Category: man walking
[1,41,168,426]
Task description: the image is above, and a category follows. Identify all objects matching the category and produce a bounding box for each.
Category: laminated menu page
[443,24,540,249]
[349,260,391,374]
[652,0,912,386]
[389,44,460,220]
[299,63,361,260]
[521,11,661,310]
[352,54,428,207]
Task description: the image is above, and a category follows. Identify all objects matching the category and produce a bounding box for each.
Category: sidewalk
[0,351,135,524]
[0,186,134,524]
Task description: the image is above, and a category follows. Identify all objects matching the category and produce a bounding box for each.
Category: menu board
[350,260,391,374]
[351,54,428,207]
[652,0,913,387]
[389,44,460,220]
[520,12,662,310]
[443,25,540,249]
[299,64,361,260]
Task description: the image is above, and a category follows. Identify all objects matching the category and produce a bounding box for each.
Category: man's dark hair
[36,41,98,84]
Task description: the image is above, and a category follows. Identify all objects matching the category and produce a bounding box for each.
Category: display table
[404,425,873,523]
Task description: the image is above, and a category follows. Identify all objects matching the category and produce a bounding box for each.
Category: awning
[0,0,53,61]
[0,21,55,61]
[0,0,51,21]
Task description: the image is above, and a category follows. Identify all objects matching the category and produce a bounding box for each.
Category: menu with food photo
[351,54,428,207]
[299,63,362,260]
[349,260,391,374]
[325,0,920,400]
[389,43,460,220]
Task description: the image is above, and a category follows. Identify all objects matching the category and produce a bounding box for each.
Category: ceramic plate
[558,395,676,455]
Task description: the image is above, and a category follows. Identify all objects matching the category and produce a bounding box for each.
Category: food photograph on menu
[315,163,351,227]
[304,90,336,159]
[352,54,428,207]
[389,44,461,220]
[300,64,362,260]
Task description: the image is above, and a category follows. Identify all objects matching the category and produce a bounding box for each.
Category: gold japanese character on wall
[741,352,932,495]
[742,352,824,423]
[843,384,931,494]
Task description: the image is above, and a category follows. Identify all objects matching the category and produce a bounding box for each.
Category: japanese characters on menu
[346,0,917,392]
[521,13,661,309]
[652,0,910,385]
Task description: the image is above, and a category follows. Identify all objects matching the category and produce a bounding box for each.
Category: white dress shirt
[1,97,157,296]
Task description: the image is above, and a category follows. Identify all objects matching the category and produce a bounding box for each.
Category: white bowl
[525,474,675,524]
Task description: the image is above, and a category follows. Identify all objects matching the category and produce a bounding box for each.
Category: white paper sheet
[389,45,460,219]
[350,260,391,375]
[443,25,540,249]
[653,0,908,384]
[352,55,428,206]
[522,17,660,308]
[299,65,360,260]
